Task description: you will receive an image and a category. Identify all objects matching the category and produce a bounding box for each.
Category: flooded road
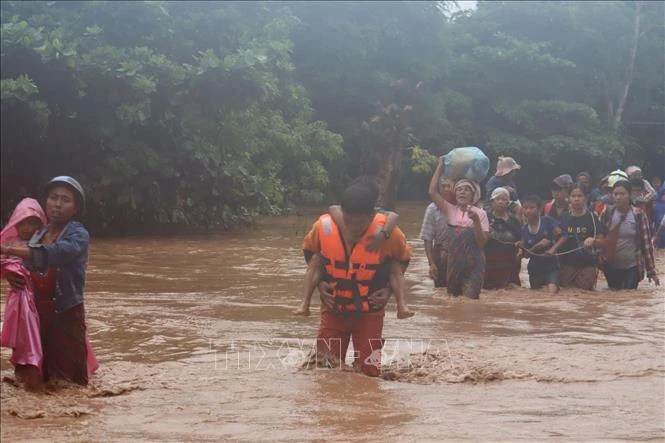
[2,201,664,441]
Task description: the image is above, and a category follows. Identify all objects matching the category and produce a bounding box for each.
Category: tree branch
[613,1,642,131]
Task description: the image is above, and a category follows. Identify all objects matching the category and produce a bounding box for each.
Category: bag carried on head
[441,147,490,182]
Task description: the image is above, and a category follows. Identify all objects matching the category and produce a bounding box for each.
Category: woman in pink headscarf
[429,158,489,299]
[1,198,47,389]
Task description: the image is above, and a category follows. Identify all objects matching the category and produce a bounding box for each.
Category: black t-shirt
[559,211,607,267]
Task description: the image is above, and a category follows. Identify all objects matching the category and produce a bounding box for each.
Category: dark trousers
[603,265,640,290]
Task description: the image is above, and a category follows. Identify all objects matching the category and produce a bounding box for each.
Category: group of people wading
[293,155,663,377]
[1,157,663,384]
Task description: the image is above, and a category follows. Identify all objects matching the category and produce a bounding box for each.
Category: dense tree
[1,1,663,231]
[1,1,342,232]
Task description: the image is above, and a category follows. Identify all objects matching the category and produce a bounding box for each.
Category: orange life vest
[317,213,386,314]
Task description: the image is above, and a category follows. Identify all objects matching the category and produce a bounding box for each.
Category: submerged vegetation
[1,1,663,232]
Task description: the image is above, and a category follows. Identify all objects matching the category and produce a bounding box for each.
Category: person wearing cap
[0,176,98,385]
[429,157,489,299]
[485,156,522,217]
[544,174,573,223]
[483,187,522,290]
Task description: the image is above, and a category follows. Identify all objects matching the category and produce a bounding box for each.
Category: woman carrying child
[1,176,98,385]
[428,158,489,299]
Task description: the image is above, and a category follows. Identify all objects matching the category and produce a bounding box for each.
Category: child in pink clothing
[1,198,47,389]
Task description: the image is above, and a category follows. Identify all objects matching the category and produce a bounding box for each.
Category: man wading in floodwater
[301,179,412,376]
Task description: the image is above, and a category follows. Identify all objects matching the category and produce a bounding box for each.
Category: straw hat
[495,156,521,177]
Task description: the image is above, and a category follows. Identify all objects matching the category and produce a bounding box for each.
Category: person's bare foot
[292,306,311,316]
[397,308,415,319]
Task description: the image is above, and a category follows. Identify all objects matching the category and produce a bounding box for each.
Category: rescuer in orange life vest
[300,177,412,377]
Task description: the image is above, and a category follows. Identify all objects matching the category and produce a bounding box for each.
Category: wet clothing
[317,213,386,314]
[1,258,43,374]
[484,211,521,289]
[559,211,606,268]
[302,214,411,376]
[419,203,448,246]
[435,199,489,299]
[529,268,560,289]
[26,221,98,384]
[431,244,448,288]
[603,266,640,290]
[443,225,485,299]
[420,203,448,287]
[559,265,598,290]
[599,206,657,284]
[27,222,89,313]
[1,199,48,376]
[612,210,638,270]
[557,207,603,291]
[521,216,563,275]
[32,267,89,385]
[316,310,384,377]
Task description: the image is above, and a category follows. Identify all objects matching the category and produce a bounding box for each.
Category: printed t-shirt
[559,211,607,267]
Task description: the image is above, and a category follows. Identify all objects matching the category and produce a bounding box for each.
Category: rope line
[491,209,600,258]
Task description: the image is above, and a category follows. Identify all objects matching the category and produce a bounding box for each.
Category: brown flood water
[1,201,664,441]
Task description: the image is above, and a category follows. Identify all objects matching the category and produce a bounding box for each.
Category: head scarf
[1,198,47,244]
[454,179,481,205]
[490,187,510,201]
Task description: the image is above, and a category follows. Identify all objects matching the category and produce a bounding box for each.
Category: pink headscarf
[454,179,482,205]
[0,198,47,245]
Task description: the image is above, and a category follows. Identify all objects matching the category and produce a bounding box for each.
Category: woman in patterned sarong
[429,158,489,299]
[484,187,521,289]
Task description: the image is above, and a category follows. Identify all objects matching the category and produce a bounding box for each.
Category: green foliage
[1,1,342,231]
[1,1,663,229]
[410,146,438,176]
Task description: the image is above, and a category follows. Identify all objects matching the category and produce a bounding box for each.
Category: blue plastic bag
[441,147,489,182]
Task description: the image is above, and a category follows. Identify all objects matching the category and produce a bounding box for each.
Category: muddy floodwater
[2,201,664,441]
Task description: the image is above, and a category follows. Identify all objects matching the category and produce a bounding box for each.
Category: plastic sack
[441,147,490,182]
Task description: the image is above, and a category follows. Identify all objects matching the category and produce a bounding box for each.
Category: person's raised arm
[428,158,452,214]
